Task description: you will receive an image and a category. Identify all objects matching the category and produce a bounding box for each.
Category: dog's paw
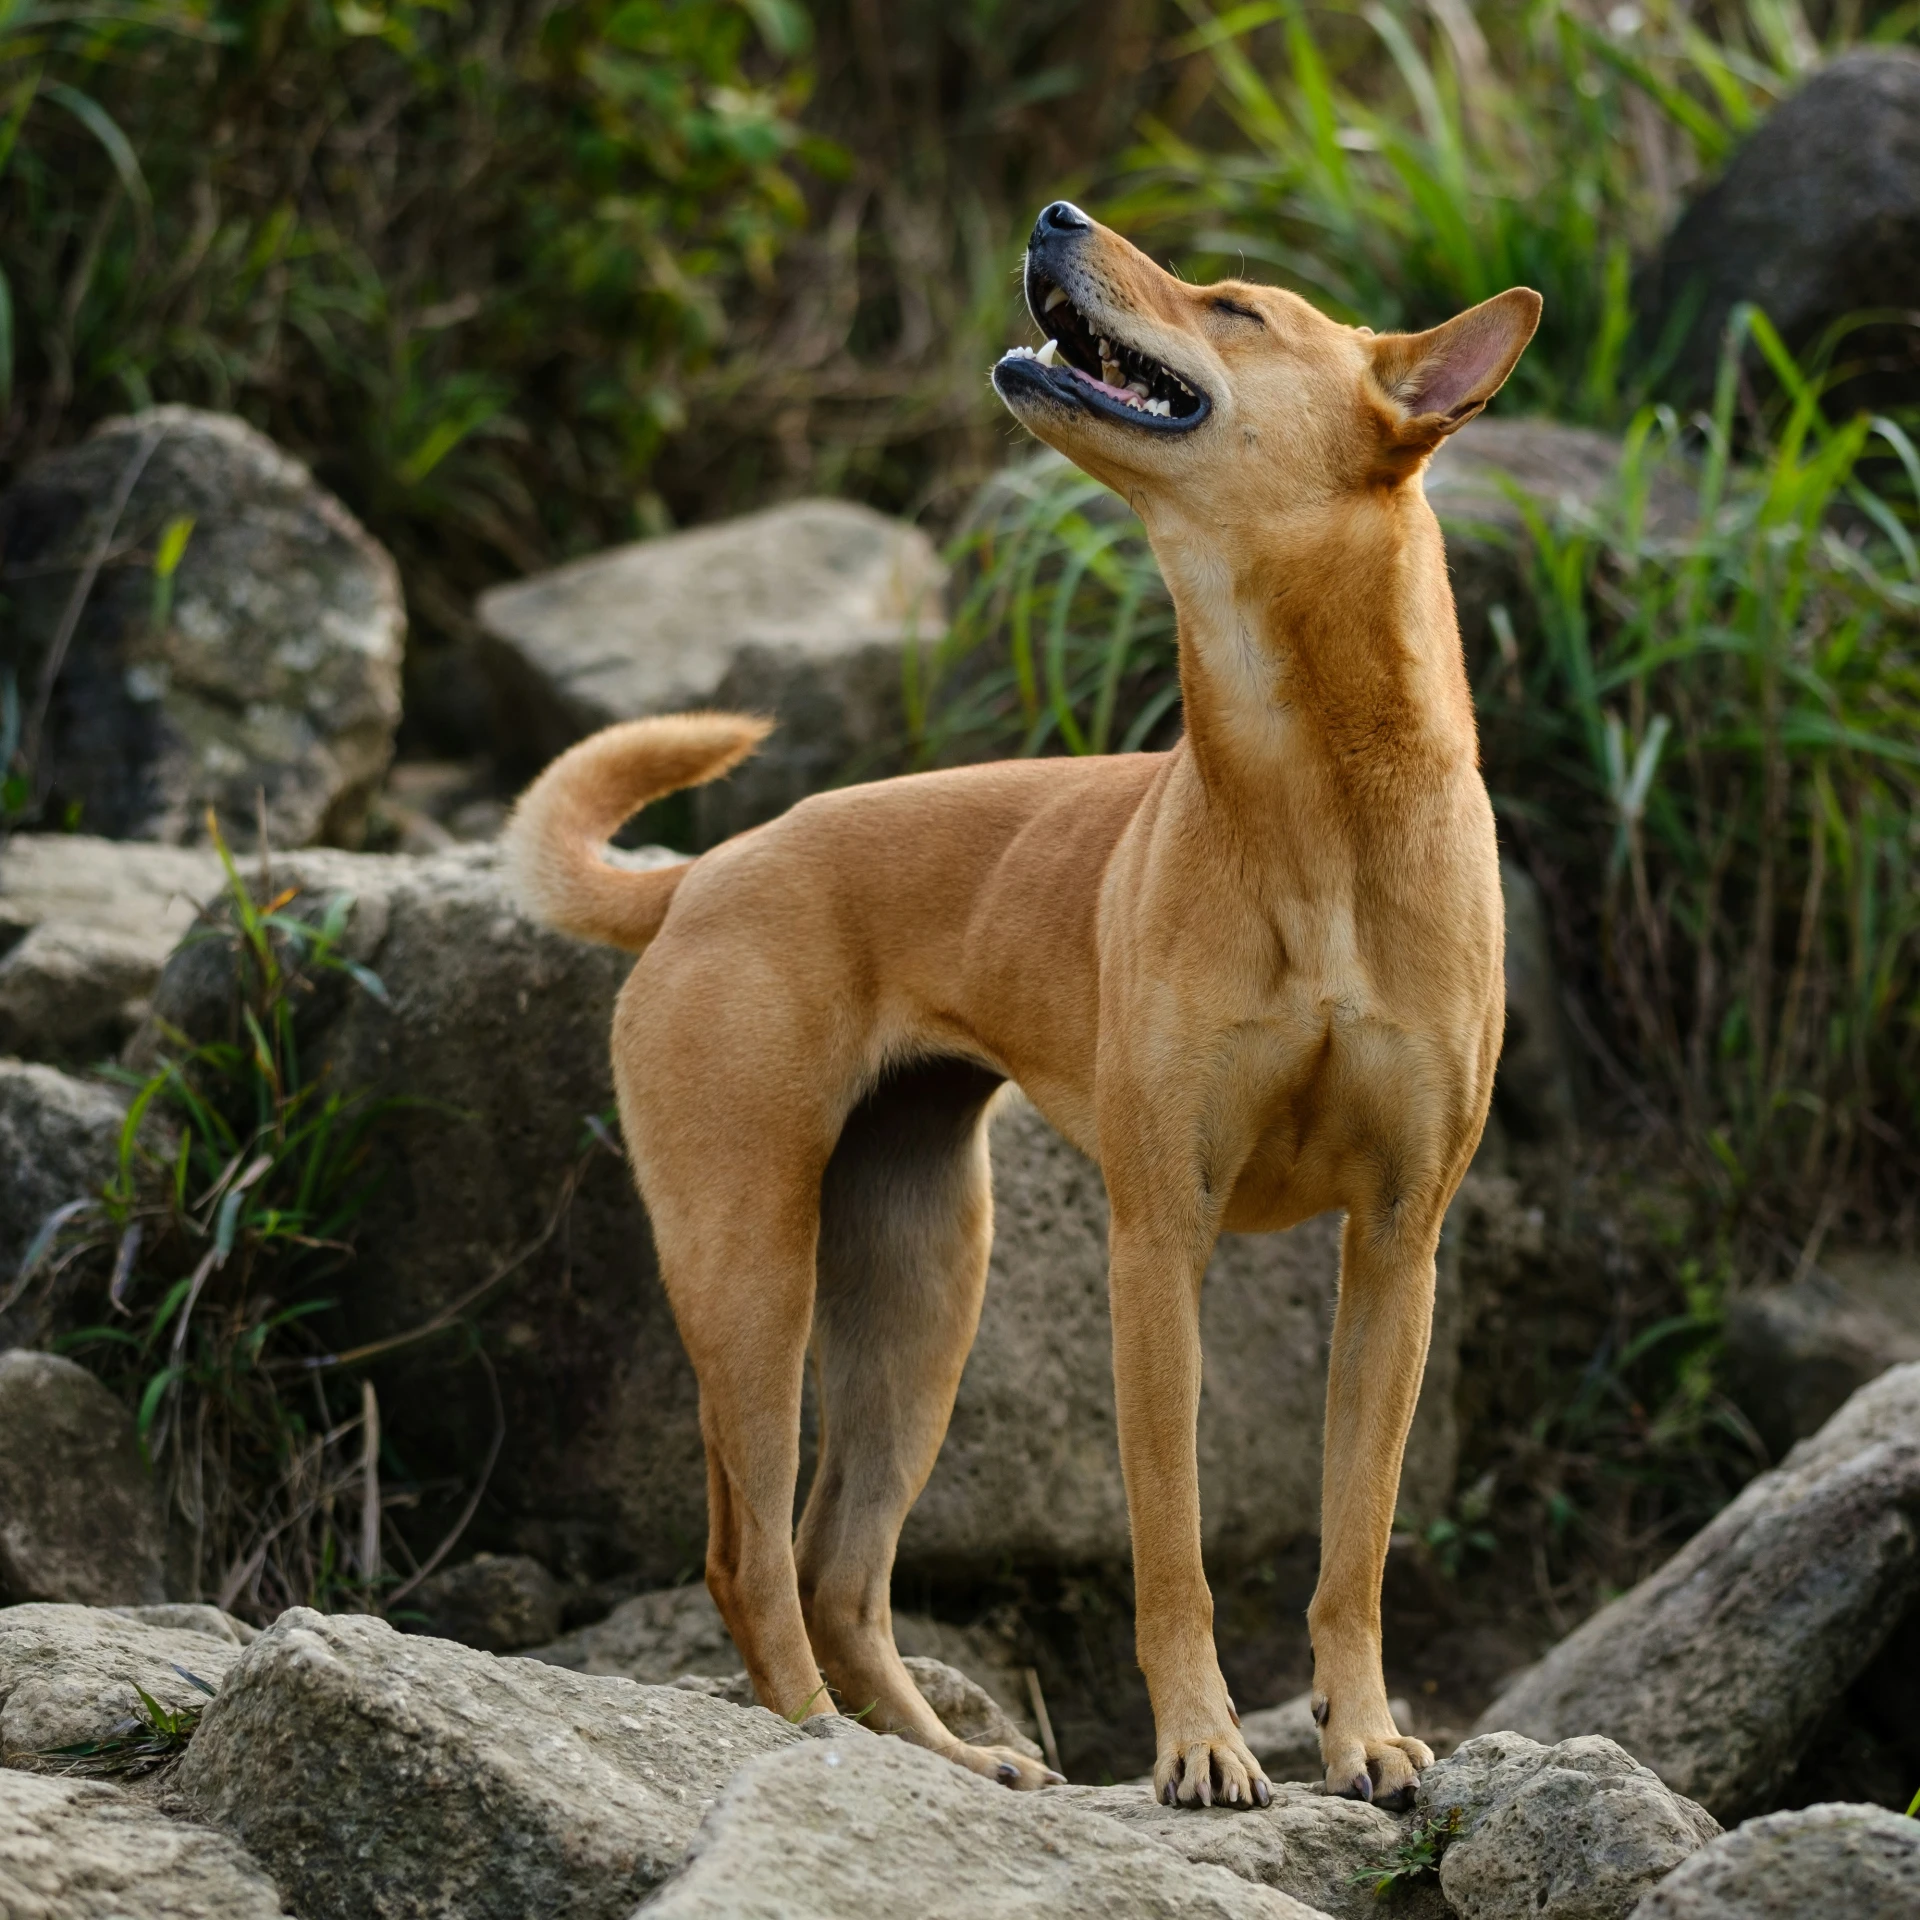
[1152,1726,1271,1810]
[950,1742,1065,1791]
[1314,1692,1432,1810]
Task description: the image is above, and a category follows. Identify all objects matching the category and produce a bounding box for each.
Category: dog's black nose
[1035,200,1092,240]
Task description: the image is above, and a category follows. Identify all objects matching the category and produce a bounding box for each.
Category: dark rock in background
[0,1353,167,1609]
[1723,1250,1920,1461]
[411,1552,563,1654]
[1638,49,1920,415]
[0,407,403,848]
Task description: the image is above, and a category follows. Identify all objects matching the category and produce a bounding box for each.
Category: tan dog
[505,200,1538,1810]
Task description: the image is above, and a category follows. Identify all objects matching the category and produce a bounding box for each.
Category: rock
[175,1607,802,1920]
[1426,417,1693,682]
[1639,49,1920,415]
[0,835,223,1062]
[1419,1731,1718,1920]
[1723,1249,1920,1459]
[0,406,403,847]
[477,499,945,844]
[1629,1802,1920,1919]
[0,1602,243,1764]
[898,1656,1039,1758]
[1496,859,1578,1141]
[133,841,1466,1585]
[0,1353,165,1607]
[529,1582,740,1684]
[1236,1689,1414,1785]
[1474,1363,1920,1820]
[110,1604,258,1646]
[0,1769,292,1919]
[527,1582,1039,1752]
[411,1551,563,1653]
[1052,1779,1444,1920]
[0,1063,126,1348]
[645,1732,1331,1919]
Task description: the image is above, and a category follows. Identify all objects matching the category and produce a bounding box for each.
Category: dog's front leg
[1108,1198,1270,1809]
[1307,1207,1441,1808]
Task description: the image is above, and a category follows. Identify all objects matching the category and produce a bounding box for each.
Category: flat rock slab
[643,1733,1334,1919]
[1474,1363,1920,1820]
[0,407,403,848]
[0,1602,241,1766]
[1629,1802,1920,1919]
[1053,1781,1443,1920]
[0,835,224,1061]
[176,1607,804,1920]
[1420,1732,1718,1920]
[0,1768,292,1919]
[0,1354,166,1608]
[478,498,944,842]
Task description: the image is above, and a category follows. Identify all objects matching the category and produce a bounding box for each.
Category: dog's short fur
[506,203,1538,1810]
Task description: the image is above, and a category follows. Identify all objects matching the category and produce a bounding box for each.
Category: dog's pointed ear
[1370,289,1542,451]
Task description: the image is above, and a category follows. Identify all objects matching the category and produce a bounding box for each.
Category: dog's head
[992,202,1540,528]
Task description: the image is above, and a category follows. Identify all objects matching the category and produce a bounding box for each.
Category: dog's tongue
[1071,364,1142,406]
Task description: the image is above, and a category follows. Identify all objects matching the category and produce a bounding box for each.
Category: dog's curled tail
[503,713,770,951]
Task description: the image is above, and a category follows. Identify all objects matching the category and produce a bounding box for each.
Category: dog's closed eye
[1211,298,1265,326]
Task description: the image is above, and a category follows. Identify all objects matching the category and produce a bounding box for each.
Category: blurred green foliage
[0,0,831,668]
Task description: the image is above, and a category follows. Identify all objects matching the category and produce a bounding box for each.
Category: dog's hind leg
[656,1188,828,1722]
[794,1061,1058,1788]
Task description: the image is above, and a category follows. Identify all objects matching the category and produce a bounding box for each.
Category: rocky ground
[5,47,1920,1918]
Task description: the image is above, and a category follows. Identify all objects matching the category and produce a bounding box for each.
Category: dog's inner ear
[1370,288,1542,450]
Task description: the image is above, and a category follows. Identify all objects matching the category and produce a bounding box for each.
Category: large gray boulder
[0,1354,166,1608]
[0,1062,126,1348]
[0,1602,242,1765]
[1425,417,1692,683]
[477,499,944,844]
[1639,49,1920,414]
[0,407,403,847]
[0,1769,293,1919]
[131,841,1464,1587]
[1629,1802,1920,1919]
[1418,1732,1719,1920]
[1052,1780,1443,1920]
[1723,1249,1920,1459]
[1474,1363,1920,1820]
[175,1607,805,1920]
[0,835,223,1061]
[643,1732,1332,1919]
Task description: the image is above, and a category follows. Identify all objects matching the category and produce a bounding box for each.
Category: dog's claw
[1345,1770,1374,1803]
[1253,1777,1271,1808]
[1163,1779,1177,1806]
[1043,1769,1067,1786]
[995,1762,1019,1786]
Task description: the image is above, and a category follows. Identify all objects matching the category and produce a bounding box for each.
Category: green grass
[25,813,426,1618]
[1350,1806,1462,1897]
[41,1668,216,1777]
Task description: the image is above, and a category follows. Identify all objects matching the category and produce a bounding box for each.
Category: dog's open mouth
[995,266,1210,433]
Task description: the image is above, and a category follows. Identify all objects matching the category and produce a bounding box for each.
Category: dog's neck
[1144,475,1478,833]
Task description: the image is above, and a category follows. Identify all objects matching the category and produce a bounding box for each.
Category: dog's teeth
[1035,337,1059,366]
[1125,381,1149,399]
[1044,287,1068,313]
[1147,398,1171,417]
[1102,361,1123,386]
[1004,345,1034,360]
[1097,337,1111,357]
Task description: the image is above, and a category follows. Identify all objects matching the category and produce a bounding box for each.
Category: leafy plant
[0,0,830,712]
[1350,1806,1463,1897]
[42,1666,217,1777]
[24,811,421,1618]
